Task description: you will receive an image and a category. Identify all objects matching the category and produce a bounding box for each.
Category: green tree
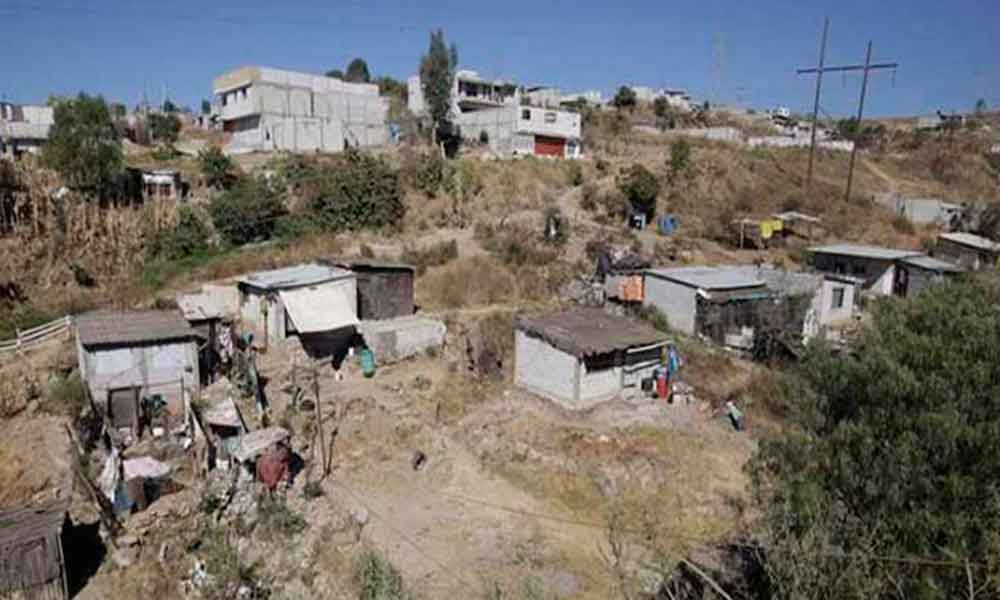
[975,98,988,115]
[162,98,178,113]
[375,76,407,101]
[325,69,344,79]
[750,277,1000,599]
[201,99,212,115]
[612,86,637,111]
[617,163,658,221]
[420,29,459,143]
[667,138,693,183]
[209,176,286,246]
[145,206,210,261]
[652,96,669,118]
[198,146,235,190]
[345,58,371,83]
[307,149,404,230]
[149,113,182,143]
[41,93,124,194]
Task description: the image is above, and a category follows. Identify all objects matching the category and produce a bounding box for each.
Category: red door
[534,136,565,157]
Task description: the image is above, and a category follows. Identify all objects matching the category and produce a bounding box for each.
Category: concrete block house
[514,309,667,410]
[75,310,200,435]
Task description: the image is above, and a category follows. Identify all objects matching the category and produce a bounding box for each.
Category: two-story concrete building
[407,69,582,158]
[212,66,388,155]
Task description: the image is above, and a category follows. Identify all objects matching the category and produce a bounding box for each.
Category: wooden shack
[322,258,415,320]
[0,501,69,600]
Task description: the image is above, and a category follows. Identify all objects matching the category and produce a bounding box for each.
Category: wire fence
[0,315,72,355]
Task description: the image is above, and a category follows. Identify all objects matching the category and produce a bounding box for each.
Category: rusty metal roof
[76,310,196,348]
[516,309,667,358]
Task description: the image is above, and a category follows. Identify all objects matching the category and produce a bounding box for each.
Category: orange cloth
[619,276,644,302]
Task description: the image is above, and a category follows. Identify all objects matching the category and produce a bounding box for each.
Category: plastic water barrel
[360,349,376,378]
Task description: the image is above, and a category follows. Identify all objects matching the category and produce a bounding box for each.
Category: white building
[75,310,200,435]
[0,102,54,159]
[212,66,388,155]
[807,244,923,297]
[560,90,604,106]
[407,69,582,158]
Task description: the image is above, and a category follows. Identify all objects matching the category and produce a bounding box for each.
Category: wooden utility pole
[803,17,829,194]
[312,367,329,478]
[797,31,898,200]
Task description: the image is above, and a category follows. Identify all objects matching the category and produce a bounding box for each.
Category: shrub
[891,213,916,234]
[145,206,211,261]
[617,164,659,220]
[635,304,670,333]
[564,161,584,187]
[302,481,325,500]
[479,130,490,144]
[309,149,404,230]
[148,113,181,143]
[402,239,458,274]
[199,145,235,190]
[477,222,560,267]
[354,550,408,600]
[597,189,629,222]
[42,372,87,418]
[410,151,447,197]
[542,205,569,246]
[257,495,307,539]
[667,138,693,182]
[209,176,287,245]
[580,183,598,211]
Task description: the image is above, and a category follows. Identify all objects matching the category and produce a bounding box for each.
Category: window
[852,264,866,276]
[521,109,531,120]
[831,286,845,309]
[544,111,557,124]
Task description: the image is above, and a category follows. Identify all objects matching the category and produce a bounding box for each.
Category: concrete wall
[644,276,698,335]
[358,316,446,363]
[747,136,854,152]
[665,127,742,143]
[407,75,424,115]
[817,279,856,326]
[456,106,518,154]
[80,340,199,420]
[216,68,387,154]
[515,106,582,140]
[578,362,622,405]
[873,193,962,226]
[514,331,579,407]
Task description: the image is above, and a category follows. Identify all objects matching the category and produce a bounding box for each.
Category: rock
[350,506,369,527]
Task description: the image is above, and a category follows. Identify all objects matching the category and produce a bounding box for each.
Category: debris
[232,427,290,463]
[411,450,427,471]
[256,443,291,491]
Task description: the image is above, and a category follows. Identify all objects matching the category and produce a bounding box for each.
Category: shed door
[534,135,565,157]
[109,387,140,431]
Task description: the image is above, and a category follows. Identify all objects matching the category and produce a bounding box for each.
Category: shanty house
[177,285,239,382]
[141,169,184,200]
[76,311,199,435]
[0,501,70,600]
[321,258,415,320]
[807,244,922,296]
[643,266,772,346]
[237,263,358,355]
[935,232,1000,271]
[894,255,964,298]
[514,309,667,410]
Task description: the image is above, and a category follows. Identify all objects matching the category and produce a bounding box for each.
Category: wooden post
[312,368,328,478]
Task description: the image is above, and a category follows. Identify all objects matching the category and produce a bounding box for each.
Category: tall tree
[41,93,123,194]
[419,29,458,144]
[345,58,371,83]
[975,98,988,115]
[325,69,344,79]
[750,277,1000,599]
[611,86,636,111]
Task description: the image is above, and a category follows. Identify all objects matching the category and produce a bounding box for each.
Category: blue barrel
[658,215,678,235]
[360,349,376,378]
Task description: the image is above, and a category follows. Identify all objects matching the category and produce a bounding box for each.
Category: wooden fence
[0,316,72,355]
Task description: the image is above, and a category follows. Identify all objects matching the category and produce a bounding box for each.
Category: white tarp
[279,284,358,334]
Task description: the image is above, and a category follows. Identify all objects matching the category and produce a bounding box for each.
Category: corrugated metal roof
[646,266,765,290]
[807,244,921,260]
[237,263,353,290]
[730,266,823,295]
[900,255,965,273]
[516,309,667,358]
[76,310,196,347]
[939,232,1000,252]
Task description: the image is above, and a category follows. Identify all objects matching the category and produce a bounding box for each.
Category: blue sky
[1,0,997,117]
